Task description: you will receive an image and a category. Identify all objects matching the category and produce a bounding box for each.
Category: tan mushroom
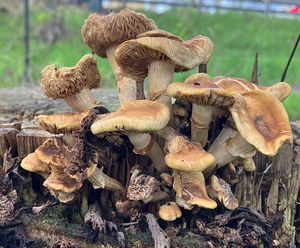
[157,127,215,172]
[159,202,182,221]
[167,73,235,146]
[115,32,214,114]
[41,54,101,112]
[210,175,239,210]
[241,157,256,172]
[81,9,156,103]
[91,100,170,172]
[229,91,292,156]
[173,170,217,209]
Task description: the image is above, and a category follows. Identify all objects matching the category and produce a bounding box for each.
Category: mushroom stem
[191,104,212,146]
[148,60,175,108]
[88,167,125,194]
[106,46,144,103]
[64,88,97,112]
[205,126,256,175]
[127,133,168,173]
[143,191,169,203]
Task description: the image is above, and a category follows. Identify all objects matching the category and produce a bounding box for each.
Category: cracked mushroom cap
[213,76,291,102]
[127,174,160,201]
[167,73,235,106]
[81,9,156,57]
[115,33,214,81]
[21,152,51,176]
[91,100,170,134]
[210,175,239,210]
[41,54,101,99]
[173,171,217,209]
[35,111,89,134]
[159,202,182,221]
[165,135,216,172]
[229,90,292,156]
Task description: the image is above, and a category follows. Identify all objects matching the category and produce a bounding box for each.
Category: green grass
[0,6,299,118]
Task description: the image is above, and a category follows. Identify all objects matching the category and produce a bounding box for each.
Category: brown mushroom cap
[115,35,214,81]
[81,8,156,58]
[127,174,160,201]
[21,152,51,175]
[210,175,239,210]
[43,171,79,193]
[229,91,292,156]
[35,111,89,134]
[91,100,170,134]
[159,202,182,221]
[165,135,216,172]
[213,77,291,101]
[41,54,101,99]
[173,171,217,209]
[167,73,235,106]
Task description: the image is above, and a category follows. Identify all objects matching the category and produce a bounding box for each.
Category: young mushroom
[91,100,170,173]
[159,202,182,221]
[157,127,216,172]
[41,54,101,112]
[81,9,156,103]
[115,31,214,114]
[173,170,217,209]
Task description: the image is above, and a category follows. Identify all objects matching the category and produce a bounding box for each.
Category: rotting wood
[146,213,170,248]
[0,128,18,163]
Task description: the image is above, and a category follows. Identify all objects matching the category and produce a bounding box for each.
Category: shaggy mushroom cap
[21,152,51,175]
[159,202,182,221]
[115,34,214,81]
[40,54,101,99]
[229,91,292,156]
[81,8,156,58]
[35,111,89,134]
[213,76,291,102]
[127,174,160,201]
[165,135,216,172]
[210,175,239,210]
[173,171,217,209]
[167,73,235,106]
[91,100,170,134]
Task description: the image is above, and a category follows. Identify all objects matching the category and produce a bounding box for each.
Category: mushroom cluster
[21,8,292,223]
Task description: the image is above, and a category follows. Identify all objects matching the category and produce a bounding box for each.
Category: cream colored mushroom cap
[165,136,216,172]
[229,90,292,156]
[167,73,235,106]
[35,111,88,134]
[159,202,182,221]
[21,152,51,174]
[91,100,170,134]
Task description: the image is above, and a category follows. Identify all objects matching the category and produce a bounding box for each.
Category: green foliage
[0,6,299,118]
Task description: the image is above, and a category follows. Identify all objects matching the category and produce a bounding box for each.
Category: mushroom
[41,54,101,112]
[91,100,170,172]
[241,157,256,172]
[157,127,215,172]
[35,111,89,145]
[167,73,235,146]
[159,202,182,221]
[210,175,239,210]
[173,170,217,209]
[213,76,292,102]
[115,31,214,114]
[81,9,156,103]
[229,90,292,156]
[20,152,51,179]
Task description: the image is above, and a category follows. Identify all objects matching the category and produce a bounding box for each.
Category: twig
[251,52,259,84]
[146,213,170,248]
[281,33,300,81]
[198,64,207,73]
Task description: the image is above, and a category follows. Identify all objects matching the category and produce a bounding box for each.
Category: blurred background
[0,0,299,118]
